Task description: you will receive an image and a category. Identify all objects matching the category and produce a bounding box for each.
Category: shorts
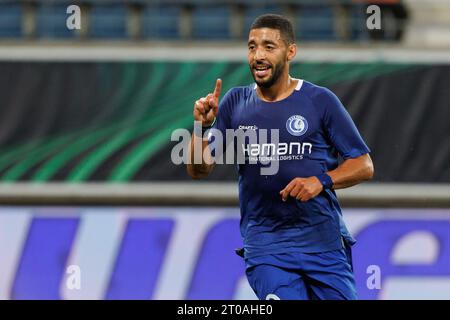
[245,244,357,300]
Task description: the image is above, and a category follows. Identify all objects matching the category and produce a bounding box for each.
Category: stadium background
[0,0,449,299]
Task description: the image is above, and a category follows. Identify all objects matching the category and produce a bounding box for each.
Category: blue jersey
[209,79,370,259]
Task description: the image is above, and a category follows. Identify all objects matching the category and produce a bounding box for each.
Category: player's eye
[248,45,255,50]
[266,45,274,50]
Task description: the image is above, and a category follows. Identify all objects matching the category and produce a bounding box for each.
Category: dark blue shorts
[245,244,357,300]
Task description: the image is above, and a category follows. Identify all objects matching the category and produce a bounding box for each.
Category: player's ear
[286,43,297,62]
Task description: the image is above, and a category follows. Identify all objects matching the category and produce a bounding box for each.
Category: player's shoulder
[300,80,343,114]
[224,84,254,100]
[220,84,254,108]
[300,80,337,101]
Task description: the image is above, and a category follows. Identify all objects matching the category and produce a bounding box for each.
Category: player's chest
[231,100,321,141]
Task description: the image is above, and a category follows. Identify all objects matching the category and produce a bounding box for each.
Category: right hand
[193,78,222,127]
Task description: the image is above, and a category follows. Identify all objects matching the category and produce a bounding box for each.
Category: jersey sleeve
[316,88,370,159]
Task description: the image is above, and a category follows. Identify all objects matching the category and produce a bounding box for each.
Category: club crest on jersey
[286,115,308,136]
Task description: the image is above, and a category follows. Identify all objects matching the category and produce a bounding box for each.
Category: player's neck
[257,72,297,102]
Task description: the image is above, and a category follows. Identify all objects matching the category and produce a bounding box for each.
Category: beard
[250,59,285,89]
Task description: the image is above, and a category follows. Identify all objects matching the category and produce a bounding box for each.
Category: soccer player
[187,14,374,300]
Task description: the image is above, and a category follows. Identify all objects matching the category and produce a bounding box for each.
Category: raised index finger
[213,78,222,99]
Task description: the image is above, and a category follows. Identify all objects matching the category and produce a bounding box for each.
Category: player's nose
[254,48,267,61]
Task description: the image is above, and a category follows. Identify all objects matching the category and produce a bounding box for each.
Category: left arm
[280,153,374,202]
[281,87,374,202]
[327,153,374,189]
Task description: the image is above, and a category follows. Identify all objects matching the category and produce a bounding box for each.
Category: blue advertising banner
[0,207,448,300]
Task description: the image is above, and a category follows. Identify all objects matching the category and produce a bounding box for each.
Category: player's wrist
[193,118,216,138]
[202,117,216,129]
[201,117,216,134]
[315,173,334,190]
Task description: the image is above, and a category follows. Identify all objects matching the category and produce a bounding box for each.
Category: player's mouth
[253,64,272,78]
